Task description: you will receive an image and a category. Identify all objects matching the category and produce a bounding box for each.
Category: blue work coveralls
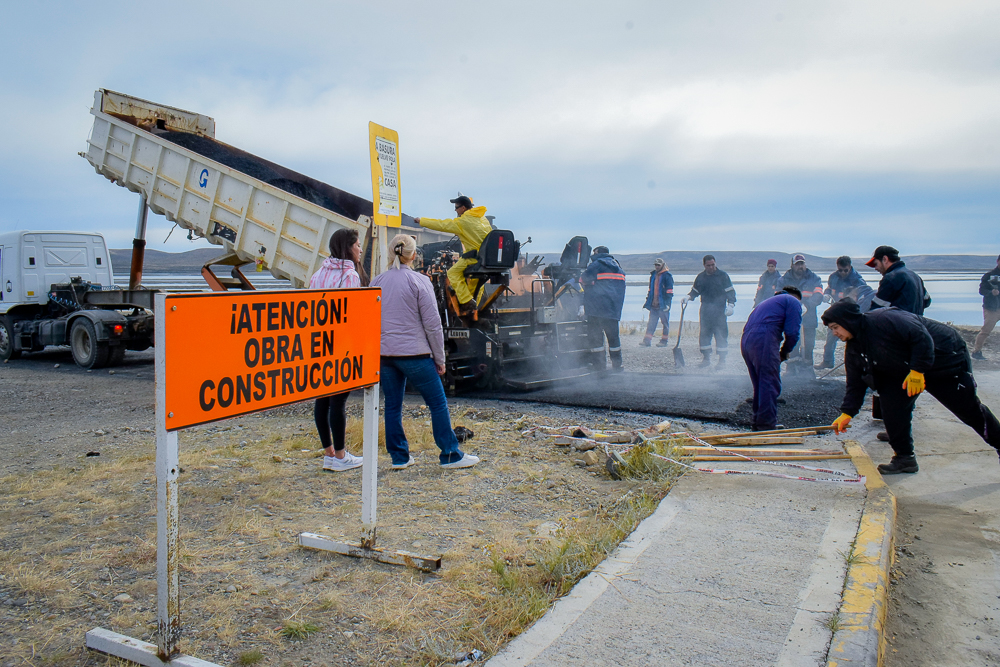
[740,294,802,431]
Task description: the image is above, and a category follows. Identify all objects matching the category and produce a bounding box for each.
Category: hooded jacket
[418,206,492,254]
[582,252,626,320]
[872,261,931,315]
[643,267,674,311]
[979,266,1000,311]
[822,301,968,416]
[309,257,361,289]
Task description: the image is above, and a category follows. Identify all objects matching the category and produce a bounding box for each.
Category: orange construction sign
[162,288,381,430]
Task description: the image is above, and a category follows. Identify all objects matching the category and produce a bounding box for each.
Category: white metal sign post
[86,288,386,665]
[85,293,218,665]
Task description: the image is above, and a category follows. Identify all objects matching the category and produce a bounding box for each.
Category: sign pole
[296,123,439,570]
[360,382,380,547]
[155,292,181,659]
[85,292,223,666]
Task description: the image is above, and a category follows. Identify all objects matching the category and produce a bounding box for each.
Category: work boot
[716,353,727,367]
[656,339,670,347]
[699,354,712,368]
[972,350,986,361]
[815,361,835,370]
[458,300,477,316]
[877,455,919,475]
[639,339,652,347]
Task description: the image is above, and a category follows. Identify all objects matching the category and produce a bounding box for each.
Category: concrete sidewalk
[488,438,873,667]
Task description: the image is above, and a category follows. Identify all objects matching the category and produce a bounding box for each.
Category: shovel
[673,301,687,367]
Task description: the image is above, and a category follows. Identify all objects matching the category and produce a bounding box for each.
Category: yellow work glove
[903,370,926,397]
[832,413,852,434]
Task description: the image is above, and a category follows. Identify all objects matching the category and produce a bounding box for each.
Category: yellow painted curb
[827,440,896,667]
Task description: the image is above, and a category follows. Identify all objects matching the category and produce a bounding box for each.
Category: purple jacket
[370,265,445,365]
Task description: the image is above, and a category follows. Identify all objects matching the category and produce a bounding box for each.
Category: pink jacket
[310,257,361,289]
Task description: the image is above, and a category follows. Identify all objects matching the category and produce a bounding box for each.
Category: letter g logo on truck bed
[199,169,209,188]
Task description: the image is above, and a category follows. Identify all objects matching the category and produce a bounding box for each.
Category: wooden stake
[692,454,852,462]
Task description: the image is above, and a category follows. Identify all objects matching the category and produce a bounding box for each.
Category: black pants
[699,305,728,357]
[588,316,622,369]
[878,367,1000,457]
[315,391,351,451]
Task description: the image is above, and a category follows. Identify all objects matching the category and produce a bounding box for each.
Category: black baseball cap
[865,245,899,267]
[449,195,473,209]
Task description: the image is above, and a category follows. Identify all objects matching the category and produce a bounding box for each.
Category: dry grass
[0,404,684,666]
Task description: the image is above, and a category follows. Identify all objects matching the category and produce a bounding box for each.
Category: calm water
[122,270,990,327]
[624,271,989,326]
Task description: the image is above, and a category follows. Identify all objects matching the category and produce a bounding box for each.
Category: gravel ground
[0,349,700,666]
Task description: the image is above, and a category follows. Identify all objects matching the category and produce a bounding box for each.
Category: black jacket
[836,308,969,416]
[979,267,1000,311]
[754,270,782,307]
[689,269,736,308]
[873,261,931,315]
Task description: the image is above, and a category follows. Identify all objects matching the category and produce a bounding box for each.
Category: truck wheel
[70,319,110,369]
[108,345,126,367]
[0,317,20,361]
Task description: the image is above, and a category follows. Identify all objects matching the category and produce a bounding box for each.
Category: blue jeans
[643,308,670,342]
[380,356,464,465]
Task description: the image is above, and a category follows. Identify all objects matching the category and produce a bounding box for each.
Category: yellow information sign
[162,288,381,430]
[368,122,401,227]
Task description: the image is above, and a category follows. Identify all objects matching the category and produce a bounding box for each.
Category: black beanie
[821,300,863,337]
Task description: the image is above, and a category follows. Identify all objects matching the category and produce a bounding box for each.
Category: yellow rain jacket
[419,206,492,305]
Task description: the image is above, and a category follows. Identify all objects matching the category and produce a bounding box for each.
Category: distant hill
[530,250,998,273]
[112,247,998,275]
[110,247,238,274]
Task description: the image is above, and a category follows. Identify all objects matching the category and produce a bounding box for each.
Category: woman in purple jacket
[371,234,479,469]
[310,229,369,472]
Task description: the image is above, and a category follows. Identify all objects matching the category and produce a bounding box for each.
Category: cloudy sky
[2,1,998,259]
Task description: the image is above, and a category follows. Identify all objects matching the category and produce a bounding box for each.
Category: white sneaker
[440,454,480,469]
[323,452,363,472]
[392,456,416,470]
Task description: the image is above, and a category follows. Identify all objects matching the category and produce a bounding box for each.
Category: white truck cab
[0,231,113,313]
[0,231,154,368]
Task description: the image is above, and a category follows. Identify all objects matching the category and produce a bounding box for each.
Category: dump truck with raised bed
[0,231,156,367]
[80,89,447,291]
[68,89,595,387]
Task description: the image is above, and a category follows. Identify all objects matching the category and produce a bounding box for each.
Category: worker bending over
[824,301,1000,474]
[741,287,802,432]
[415,194,492,315]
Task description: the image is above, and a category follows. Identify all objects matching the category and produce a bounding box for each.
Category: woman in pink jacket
[310,229,369,471]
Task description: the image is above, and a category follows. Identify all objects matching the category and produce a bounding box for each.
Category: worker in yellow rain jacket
[415,194,493,315]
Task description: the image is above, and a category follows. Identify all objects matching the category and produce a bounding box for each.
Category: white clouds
[0,1,997,255]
